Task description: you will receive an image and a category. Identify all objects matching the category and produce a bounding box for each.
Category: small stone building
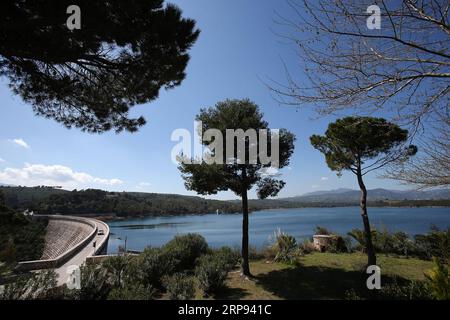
[313,235,334,252]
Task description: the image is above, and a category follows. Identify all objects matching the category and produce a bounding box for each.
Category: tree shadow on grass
[212,286,249,300]
[255,264,407,300]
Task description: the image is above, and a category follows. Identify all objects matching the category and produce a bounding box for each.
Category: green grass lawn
[213,252,434,300]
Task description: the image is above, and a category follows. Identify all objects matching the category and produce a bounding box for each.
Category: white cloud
[0,164,123,190]
[138,182,151,187]
[321,177,329,181]
[136,182,151,191]
[260,167,280,177]
[312,184,320,189]
[0,158,5,163]
[10,138,30,149]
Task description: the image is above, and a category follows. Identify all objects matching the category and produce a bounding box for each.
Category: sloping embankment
[41,219,93,260]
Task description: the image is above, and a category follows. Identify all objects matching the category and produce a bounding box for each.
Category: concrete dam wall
[17,215,109,272]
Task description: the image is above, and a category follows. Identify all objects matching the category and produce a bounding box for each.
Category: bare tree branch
[270,0,450,187]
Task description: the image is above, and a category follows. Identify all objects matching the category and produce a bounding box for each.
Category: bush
[347,228,367,252]
[107,283,156,300]
[213,246,240,271]
[413,234,433,259]
[76,264,112,300]
[137,247,175,288]
[425,258,450,300]
[391,231,415,256]
[0,269,57,300]
[0,204,48,264]
[163,234,209,272]
[328,235,349,253]
[373,227,394,254]
[300,239,316,254]
[271,230,301,264]
[372,227,415,256]
[163,273,196,300]
[413,227,450,262]
[349,227,416,256]
[380,278,432,300]
[195,254,229,295]
[347,226,450,260]
[314,226,332,235]
[344,236,354,253]
[314,235,349,254]
[102,255,132,288]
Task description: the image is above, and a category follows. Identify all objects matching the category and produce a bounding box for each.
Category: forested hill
[0,195,48,263]
[0,187,242,217]
[283,188,450,203]
[1,186,449,219]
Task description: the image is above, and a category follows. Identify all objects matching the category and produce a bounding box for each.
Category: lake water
[107,207,450,253]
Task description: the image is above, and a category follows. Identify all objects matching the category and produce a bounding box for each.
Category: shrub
[414,227,450,262]
[391,231,415,257]
[107,283,156,300]
[347,226,450,260]
[314,226,332,235]
[137,247,175,288]
[380,278,432,300]
[195,254,229,295]
[344,236,354,253]
[413,234,433,260]
[163,233,209,272]
[300,239,316,254]
[163,273,196,300]
[42,284,79,300]
[102,255,132,288]
[349,227,414,256]
[425,258,450,300]
[0,204,48,264]
[374,227,395,254]
[371,227,415,256]
[328,235,349,253]
[271,229,302,264]
[347,228,370,253]
[213,246,240,271]
[76,264,111,300]
[0,269,57,300]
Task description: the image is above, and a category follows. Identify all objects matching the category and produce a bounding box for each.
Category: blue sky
[0,0,413,200]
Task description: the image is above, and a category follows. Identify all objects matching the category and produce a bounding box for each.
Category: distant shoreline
[93,204,450,222]
[2,186,449,221]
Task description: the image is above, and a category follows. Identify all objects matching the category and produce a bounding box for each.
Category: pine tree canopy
[0,0,200,133]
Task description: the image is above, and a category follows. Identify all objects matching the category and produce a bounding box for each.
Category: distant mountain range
[282,188,450,203]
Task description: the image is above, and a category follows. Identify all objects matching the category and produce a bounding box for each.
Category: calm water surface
[107,207,450,253]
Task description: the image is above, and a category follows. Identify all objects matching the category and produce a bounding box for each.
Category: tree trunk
[356,167,377,266]
[241,187,251,276]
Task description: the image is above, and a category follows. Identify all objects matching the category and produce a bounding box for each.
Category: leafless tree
[270,0,449,187]
[385,112,450,188]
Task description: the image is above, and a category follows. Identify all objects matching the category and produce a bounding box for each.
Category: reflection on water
[111,222,189,230]
[107,207,450,254]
